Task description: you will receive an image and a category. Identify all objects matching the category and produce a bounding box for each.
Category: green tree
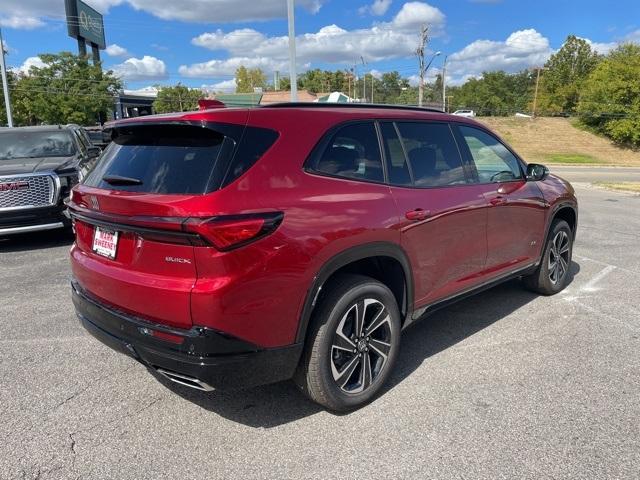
[153,84,203,113]
[0,70,20,126]
[578,43,640,147]
[2,52,121,126]
[235,66,267,93]
[537,35,601,114]
[448,70,534,115]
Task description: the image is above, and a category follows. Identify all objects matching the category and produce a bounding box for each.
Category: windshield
[0,130,76,160]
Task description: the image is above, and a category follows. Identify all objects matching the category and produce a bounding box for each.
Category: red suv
[69,104,577,411]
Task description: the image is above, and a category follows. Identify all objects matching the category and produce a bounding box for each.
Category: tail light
[68,199,283,251]
[185,212,284,251]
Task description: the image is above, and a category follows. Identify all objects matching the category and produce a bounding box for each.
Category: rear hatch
[69,117,278,329]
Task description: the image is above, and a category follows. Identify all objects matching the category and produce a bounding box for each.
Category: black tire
[296,274,401,412]
[523,219,573,295]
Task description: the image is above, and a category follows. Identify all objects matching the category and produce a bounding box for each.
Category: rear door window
[310,122,384,183]
[380,122,412,186]
[84,123,277,194]
[396,122,467,187]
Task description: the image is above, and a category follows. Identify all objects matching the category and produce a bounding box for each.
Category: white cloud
[179,57,289,78]
[202,79,237,93]
[0,0,121,30]
[623,29,640,44]
[0,15,45,29]
[392,1,445,33]
[112,55,167,81]
[105,44,130,57]
[10,56,46,75]
[447,29,553,84]
[182,2,446,77]
[192,29,268,52]
[0,0,322,29]
[123,86,159,97]
[122,0,323,23]
[359,0,393,16]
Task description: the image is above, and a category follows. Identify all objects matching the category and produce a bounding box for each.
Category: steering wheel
[489,170,515,182]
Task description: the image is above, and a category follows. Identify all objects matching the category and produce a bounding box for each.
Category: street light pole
[0,27,14,127]
[287,0,297,102]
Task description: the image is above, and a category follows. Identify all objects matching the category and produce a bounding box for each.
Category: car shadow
[156,262,580,428]
[0,228,74,252]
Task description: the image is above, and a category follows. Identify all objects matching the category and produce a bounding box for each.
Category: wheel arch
[295,242,414,344]
[538,201,578,266]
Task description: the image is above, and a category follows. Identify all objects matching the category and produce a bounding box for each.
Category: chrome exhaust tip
[156,368,215,392]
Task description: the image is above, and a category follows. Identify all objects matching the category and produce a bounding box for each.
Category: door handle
[489,196,505,206]
[405,209,431,221]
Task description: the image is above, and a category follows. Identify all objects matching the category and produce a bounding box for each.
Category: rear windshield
[0,130,76,160]
[83,123,278,195]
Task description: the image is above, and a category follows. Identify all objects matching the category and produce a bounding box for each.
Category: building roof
[316,92,352,103]
[260,90,318,104]
[213,93,263,107]
[211,90,318,107]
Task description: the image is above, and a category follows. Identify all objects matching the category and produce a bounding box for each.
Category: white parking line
[581,265,617,293]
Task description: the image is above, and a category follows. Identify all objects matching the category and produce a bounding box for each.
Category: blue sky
[1,0,638,92]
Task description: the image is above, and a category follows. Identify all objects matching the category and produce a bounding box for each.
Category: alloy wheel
[548,230,570,285]
[330,298,393,394]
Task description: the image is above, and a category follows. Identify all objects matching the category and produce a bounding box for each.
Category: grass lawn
[478,117,640,167]
[545,153,601,164]
[594,182,640,193]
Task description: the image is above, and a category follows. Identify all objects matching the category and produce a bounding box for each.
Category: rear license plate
[92,226,119,259]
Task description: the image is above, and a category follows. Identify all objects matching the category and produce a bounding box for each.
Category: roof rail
[260,102,445,114]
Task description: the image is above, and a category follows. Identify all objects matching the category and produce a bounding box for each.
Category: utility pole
[532,67,543,118]
[0,27,13,127]
[416,25,429,107]
[352,62,359,101]
[360,57,366,102]
[441,55,448,112]
[371,73,374,104]
[287,0,297,101]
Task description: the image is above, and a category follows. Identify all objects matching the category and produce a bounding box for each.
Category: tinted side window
[313,122,384,183]
[221,127,279,188]
[458,126,523,183]
[72,130,86,154]
[396,122,466,187]
[380,122,412,186]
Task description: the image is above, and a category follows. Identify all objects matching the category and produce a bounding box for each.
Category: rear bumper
[71,280,303,390]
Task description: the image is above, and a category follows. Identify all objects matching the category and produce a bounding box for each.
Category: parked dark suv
[0,125,101,236]
[69,104,577,411]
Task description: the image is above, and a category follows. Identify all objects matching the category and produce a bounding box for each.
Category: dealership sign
[65,0,106,50]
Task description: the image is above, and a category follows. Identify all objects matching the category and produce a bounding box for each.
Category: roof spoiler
[198,99,226,110]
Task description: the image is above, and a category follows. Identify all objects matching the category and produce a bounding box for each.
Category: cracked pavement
[1,178,639,479]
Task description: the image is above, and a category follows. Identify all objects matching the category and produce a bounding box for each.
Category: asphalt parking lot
[1,178,639,479]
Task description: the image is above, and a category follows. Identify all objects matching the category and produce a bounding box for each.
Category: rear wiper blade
[102,174,143,186]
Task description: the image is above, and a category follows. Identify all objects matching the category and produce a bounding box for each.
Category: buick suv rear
[70,104,577,411]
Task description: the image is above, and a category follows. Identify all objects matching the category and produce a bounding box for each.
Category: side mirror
[87,146,102,158]
[526,163,549,181]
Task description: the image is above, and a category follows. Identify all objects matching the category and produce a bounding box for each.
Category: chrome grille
[0,174,56,211]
